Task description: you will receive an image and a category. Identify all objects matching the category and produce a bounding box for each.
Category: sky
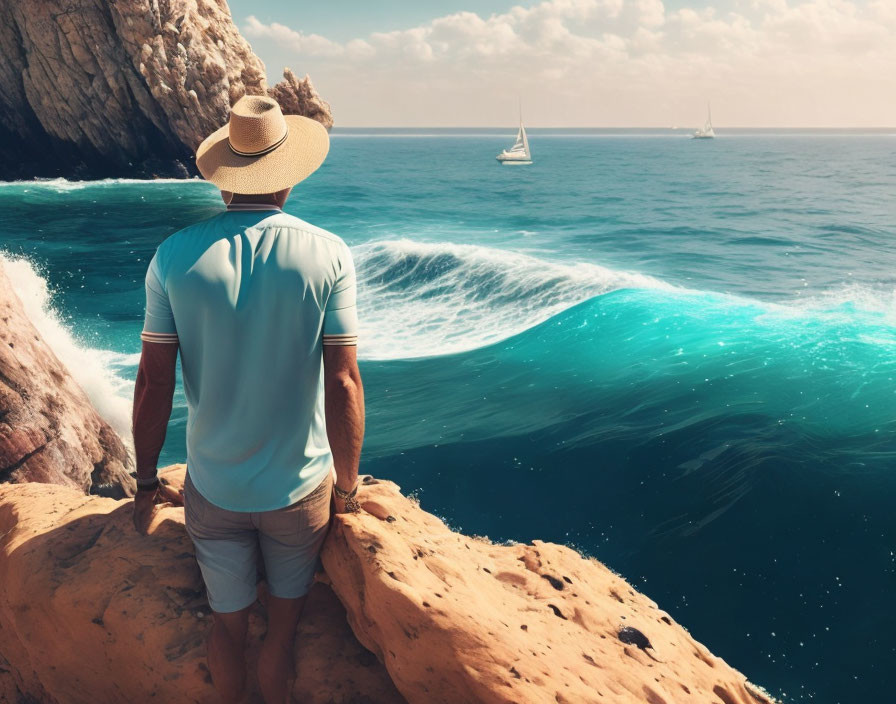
[226,0,896,127]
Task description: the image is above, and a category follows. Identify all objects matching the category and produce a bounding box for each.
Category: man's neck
[227,193,282,210]
[230,194,278,205]
[227,196,282,212]
[226,203,282,211]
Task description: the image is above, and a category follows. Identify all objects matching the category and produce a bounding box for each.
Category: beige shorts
[183,472,332,613]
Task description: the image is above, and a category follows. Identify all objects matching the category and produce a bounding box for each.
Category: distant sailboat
[497,103,532,164]
[693,104,715,139]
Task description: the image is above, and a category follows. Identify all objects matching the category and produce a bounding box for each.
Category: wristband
[136,476,160,493]
[333,481,359,500]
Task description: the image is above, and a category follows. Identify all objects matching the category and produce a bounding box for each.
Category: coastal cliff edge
[0,0,332,180]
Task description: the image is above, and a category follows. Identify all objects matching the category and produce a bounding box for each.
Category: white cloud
[243,0,896,126]
[243,16,344,57]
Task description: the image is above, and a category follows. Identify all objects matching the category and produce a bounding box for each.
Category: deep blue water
[2,129,896,703]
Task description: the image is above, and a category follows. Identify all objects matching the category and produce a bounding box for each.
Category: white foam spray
[0,254,135,440]
[0,177,206,193]
[353,239,674,359]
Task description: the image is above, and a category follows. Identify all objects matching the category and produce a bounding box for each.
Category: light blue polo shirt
[141,204,358,511]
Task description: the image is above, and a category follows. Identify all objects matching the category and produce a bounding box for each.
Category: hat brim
[195,115,329,195]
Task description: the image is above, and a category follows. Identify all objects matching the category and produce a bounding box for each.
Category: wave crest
[353,239,673,359]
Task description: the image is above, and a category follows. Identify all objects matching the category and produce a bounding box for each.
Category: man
[131,95,365,704]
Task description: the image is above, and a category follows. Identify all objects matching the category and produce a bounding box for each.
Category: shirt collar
[225,203,283,212]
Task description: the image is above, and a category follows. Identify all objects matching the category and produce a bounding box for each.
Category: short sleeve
[141,252,179,344]
[322,244,358,346]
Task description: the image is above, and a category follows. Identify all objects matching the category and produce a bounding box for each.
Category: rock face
[0,0,332,180]
[0,466,404,704]
[0,464,776,704]
[323,477,776,704]
[0,261,133,496]
[268,68,333,129]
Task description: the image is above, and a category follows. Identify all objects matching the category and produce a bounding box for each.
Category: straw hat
[196,95,329,194]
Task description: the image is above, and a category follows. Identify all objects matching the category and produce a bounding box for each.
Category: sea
[1,128,895,703]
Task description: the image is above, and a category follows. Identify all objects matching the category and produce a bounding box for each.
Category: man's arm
[132,341,181,533]
[323,345,365,512]
[133,341,179,479]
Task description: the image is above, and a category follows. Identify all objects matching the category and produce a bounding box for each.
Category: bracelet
[333,480,359,500]
[343,496,362,513]
[136,476,160,492]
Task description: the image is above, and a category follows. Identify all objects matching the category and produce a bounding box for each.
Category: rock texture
[268,68,333,129]
[0,261,132,496]
[0,465,404,704]
[0,460,777,703]
[323,477,777,704]
[0,0,332,179]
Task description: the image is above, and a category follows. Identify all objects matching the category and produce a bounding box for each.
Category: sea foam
[353,239,675,359]
[351,239,896,361]
[0,177,207,191]
[0,254,135,440]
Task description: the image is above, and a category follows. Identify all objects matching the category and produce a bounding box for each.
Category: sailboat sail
[693,103,715,139]
[506,126,528,155]
[497,108,533,163]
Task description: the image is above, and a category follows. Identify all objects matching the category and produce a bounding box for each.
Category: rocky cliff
[0,464,776,704]
[0,261,132,496]
[0,467,403,704]
[324,477,775,704]
[0,0,332,180]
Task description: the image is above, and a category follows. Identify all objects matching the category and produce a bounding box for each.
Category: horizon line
[328,125,896,130]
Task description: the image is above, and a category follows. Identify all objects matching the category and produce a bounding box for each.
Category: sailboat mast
[519,99,530,158]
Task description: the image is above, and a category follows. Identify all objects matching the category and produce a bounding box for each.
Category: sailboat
[693,104,715,139]
[496,103,532,164]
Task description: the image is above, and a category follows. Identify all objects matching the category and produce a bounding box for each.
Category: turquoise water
[2,129,895,702]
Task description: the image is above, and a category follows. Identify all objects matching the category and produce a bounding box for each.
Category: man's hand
[333,493,349,515]
[332,494,363,515]
[132,481,184,535]
[332,479,363,515]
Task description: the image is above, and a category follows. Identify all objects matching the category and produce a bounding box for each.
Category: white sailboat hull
[496,152,532,164]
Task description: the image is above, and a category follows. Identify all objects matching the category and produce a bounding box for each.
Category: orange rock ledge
[0,464,776,704]
[0,466,401,704]
[324,476,777,704]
